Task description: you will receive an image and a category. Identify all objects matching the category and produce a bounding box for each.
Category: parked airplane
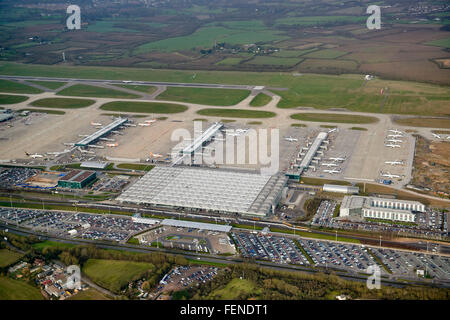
[25,152,43,158]
[387,134,403,138]
[106,143,118,147]
[328,128,337,133]
[388,129,403,134]
[385,144,401,148]
[150,152,163,158]
[323,169,341,174]
[329,157,345,162]
[321,163,338,167]
[90,121,102,126]
[432,133,441,139]
[122,80,132,83]
[385,160,403,165]
[380,171,400,179]
[284,136,298,142]
[386,139,403,143]
[145,119,157,124]
[138,123,151,127]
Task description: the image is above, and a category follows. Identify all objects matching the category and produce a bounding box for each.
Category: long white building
[340,196,425,223]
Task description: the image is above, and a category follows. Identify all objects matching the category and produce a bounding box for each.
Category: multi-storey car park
[117,166,288,218]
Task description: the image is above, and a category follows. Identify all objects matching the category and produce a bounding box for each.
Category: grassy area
[1,63,448,116]
[393,117,450,129]
[0,79,43,94]
[290,113,378,124]
[100,101,187,114]
[29,81,66,90]
[32,241,76,251]
[30,98,95,109]
[249,92,271,107]
[57,84,140,99]
[116,163,155,171]
[113,84,157,95]
[156,87,250,106]
[303,49,347,59]
[69,288,112,300]
[246,56,303,66]
[18,108,65,115]
[0,249,23,267]
[0,94,28,104]
[82,259,154,293]
[186,259,227,268]
[0,276,44,300]
[207,278,260,299]
[350,127,368,131]
[216,57,244,66]
[197,108,276,118]
[425,37,450,49]
[247,121,262,125]
[291,123,307,127]
[271,228,360,243]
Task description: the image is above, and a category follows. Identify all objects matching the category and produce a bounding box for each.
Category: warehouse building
[340,196,425,223]
[323,184,359,194]
[117,166,288,217]
[58,170,96,189]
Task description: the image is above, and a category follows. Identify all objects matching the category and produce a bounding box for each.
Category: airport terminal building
[117,166,288,217]
[340,196,425,223]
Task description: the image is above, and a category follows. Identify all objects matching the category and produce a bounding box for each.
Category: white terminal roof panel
[76,118,128,147]
[161,219,232,233]
[117,166,279,216]
[182,122,223,154]
[299,132,328,169]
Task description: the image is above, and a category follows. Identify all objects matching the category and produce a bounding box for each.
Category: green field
[0,79,43,94]
[0,249,23,267]
[216,58,244,66]
[31,98,95,109]
[29,81,66,90]
[249,92,272,107]
[0,277,44,300]
[100,101,187,114]
[207,278,260,299]
[350,127,368,131]
[0,94,28,104]
[116,163,155,171]
[1,63,448,116]
[32,241,75,251]
[303,49,347,59]
[82,259,154,293]
[156,87,250,106]
[197,108,276,118]
[275,15,366,27]
[134,20,287,53]
[246,56,303,66]
[425,37,450,49]
[57,84,140,99]
[113,84,157,95]
[290,113,379,124]
[69,288,112,300]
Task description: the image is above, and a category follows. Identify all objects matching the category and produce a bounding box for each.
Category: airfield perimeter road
[3,223,448,289]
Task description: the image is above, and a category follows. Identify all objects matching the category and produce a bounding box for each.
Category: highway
[3,224,441,289]
[0,75,258,90]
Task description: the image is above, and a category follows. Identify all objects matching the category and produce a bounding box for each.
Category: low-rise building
[340,196,424,223]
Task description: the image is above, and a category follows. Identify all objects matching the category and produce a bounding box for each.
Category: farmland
[0,249,23,267]
[0,277,43,300]
[156,87,250,106]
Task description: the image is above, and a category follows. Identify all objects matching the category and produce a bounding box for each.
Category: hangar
[117,166,288,217]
